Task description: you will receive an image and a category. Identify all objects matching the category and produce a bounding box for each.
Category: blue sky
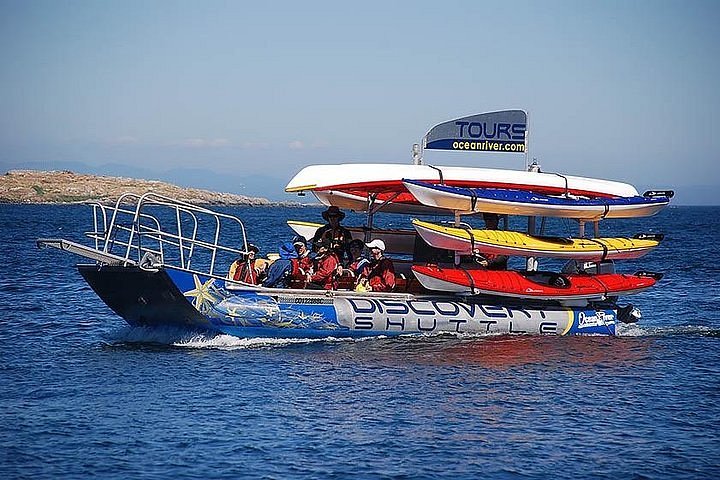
[1,0,718,203]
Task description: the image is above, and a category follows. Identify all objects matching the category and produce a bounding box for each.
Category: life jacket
[349,257,370,276]
[290,254,313,276]
[309,252,340,290]
[287,254,313,289]
[233,259,258,284]
[363,257,396,292]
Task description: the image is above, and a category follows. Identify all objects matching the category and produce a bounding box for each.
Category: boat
[412,264,661,301]
[36,110,667,338]
[403,180,673,219]
[412,219,663,260]
[36,191,635,338]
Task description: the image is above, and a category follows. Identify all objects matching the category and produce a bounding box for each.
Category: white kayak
[285,164,641,212]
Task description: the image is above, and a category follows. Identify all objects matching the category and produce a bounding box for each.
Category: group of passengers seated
[230,206,396,292]
[230,207,511,292]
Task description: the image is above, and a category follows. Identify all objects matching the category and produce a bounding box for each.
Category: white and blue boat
[37,191,631,338]
[37,110,671,338]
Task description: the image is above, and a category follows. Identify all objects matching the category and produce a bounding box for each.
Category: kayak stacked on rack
[411,264,662,301]
[403,179,673,220]
[403,178,671,301]
[411,219,664,261]
[407,217,667,302]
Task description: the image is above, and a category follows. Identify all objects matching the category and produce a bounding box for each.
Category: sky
[1,0,718,203]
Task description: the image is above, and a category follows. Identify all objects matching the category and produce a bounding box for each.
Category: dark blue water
[2,204,720,479]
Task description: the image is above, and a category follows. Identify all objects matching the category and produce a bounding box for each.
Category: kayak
[285,164,643,214]
[285,164,641,198]
[411,219,663,260]
[403,180,672,219]
[411,264,661,301]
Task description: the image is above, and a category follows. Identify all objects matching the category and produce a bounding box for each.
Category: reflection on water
[431,335,653,369]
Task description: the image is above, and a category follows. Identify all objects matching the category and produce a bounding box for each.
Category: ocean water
[2,204,720,479]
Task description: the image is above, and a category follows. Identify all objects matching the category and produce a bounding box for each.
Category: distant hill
[0,170,276,206]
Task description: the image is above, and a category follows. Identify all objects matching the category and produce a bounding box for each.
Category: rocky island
[0,170,276,206]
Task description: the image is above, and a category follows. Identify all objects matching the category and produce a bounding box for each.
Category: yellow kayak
[412,219,662,261]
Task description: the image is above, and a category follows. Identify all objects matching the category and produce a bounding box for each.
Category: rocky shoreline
[0,170,280,206]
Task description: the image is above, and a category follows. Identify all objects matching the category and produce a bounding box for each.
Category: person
[357,239,395,292]
[231,243,265,284]
[338,239,370,277]
[262,242,297,288]
[335,239,370,289]
[287,235,314,289]
[306,239,340,290]
[312,206,352,262]
[475,213,508,270]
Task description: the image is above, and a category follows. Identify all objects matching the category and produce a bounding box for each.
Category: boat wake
[173,333,357,350]
[103,322,720,351]
[617,323,720,338]
[104,325,361,350]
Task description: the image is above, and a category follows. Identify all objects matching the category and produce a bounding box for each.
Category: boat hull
[412,219,661,260]
[78,264,619,336]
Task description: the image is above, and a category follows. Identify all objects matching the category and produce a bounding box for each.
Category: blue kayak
[403,179,673,219]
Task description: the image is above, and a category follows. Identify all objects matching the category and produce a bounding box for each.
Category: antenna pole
[524,110,530,171]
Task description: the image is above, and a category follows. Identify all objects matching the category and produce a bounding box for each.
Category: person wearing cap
[288,235,314,288]
[358,239,395,292]
[306,239,340,290]
[231,243,264,284]
[312,206,352,262]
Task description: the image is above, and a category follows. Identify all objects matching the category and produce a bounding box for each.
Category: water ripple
[2,205,720,479]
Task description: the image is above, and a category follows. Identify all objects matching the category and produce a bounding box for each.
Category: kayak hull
[403,180,670,219]
[285,164,640,197]
[412,219,662,260]
[411,264,657,301]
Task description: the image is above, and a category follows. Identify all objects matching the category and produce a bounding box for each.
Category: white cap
[365,239,386,251]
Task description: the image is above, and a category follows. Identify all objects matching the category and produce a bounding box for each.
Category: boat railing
[84,192,249,277]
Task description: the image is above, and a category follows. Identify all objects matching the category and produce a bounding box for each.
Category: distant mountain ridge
[0,170,277,205]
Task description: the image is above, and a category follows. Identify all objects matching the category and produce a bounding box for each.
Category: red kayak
[411,265,661,300]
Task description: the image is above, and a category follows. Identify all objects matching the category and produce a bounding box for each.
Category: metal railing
[85,192,249,277]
